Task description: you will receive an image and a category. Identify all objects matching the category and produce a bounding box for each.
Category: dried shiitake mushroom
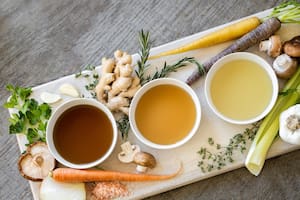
[18,142,55,181]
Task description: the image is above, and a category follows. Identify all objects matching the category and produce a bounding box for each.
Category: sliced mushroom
[259,35,282,58]
[118,141,140,163]
[283,35,300,57]
[273,54,298,79]
[18,142,55,181]
[133,152,156,173]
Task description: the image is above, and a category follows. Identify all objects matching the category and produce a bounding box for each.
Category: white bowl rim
[46,98,118,169]
[129,78,201,149]
[204,52,278,125]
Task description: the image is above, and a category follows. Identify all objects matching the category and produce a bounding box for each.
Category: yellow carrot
[149,16,261,59]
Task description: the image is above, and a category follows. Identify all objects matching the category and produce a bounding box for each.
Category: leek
[245,66,300,176]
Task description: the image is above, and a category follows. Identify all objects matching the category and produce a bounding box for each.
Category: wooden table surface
[1,0,300,199]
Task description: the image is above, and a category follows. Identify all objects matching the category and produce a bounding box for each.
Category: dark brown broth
[53,105,113,164]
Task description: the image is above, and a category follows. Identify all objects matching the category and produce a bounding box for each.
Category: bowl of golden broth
[205,52,278,124]
[129,78,201,149]
[46,98,118,169]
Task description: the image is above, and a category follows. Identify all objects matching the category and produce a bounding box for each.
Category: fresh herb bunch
[75,64,99,98]
[266,0,300,24]
[197,122,260,173]
[4,84,52,144]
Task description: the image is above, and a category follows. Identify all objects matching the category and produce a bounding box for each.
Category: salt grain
[87,181,129,200]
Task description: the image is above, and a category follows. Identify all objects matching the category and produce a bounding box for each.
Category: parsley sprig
[4,84,52,144]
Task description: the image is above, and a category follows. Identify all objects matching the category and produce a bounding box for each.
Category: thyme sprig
[197,122,260,173]
[116,115,130,141]
[75,64,99,98]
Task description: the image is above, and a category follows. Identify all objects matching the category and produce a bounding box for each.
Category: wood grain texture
[1,0,300,199]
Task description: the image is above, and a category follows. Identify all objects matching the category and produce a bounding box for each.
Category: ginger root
[95,50,140,115]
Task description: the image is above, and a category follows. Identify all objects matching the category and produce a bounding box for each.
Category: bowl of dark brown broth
[46,98,118,169]
[129,78,201,149]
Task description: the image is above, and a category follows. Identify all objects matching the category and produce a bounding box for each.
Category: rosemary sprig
[136,30,151,85]
[197,122,260,173]
[149,57,204,81]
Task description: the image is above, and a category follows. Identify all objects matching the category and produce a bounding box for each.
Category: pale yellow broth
[210,59,273,120]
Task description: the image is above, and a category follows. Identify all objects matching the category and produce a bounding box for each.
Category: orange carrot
[52,165,182,183]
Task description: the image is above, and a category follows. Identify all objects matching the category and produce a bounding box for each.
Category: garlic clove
[40,92,61,104]
[59,83,80,97]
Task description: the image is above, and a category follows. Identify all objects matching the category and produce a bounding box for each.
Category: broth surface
[135,84,196,145]
[210,59,273,120]
[53,105,113,164]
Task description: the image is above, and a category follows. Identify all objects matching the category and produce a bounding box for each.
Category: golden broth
[210,59,273,120]
[53,105,113,164]
[135,84,196,145]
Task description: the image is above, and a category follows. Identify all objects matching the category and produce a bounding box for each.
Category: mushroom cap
[283,36,300,57]
[268,35,282,58]
[18,142,55,181]
[133,152,156,169]
[273,54,298,79]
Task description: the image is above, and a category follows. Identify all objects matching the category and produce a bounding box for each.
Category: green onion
[245,66,300,176]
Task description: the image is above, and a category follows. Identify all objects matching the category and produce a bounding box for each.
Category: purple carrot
[186,17,281,85]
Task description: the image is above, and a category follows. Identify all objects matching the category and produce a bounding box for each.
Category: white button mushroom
[117,141,157,173]
[259,35,282,58]
[272,54,298,79]
[279,104,300,145]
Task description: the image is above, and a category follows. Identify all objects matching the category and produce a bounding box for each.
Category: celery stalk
[245,66,300,176]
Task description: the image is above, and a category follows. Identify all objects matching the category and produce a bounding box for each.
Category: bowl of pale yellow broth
[129,78,201,149]
[205,52,278,125]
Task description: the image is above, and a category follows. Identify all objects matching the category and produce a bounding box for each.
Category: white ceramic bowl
[46,98,118,169]
[129,78,201,149]
[204,52,278,124]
